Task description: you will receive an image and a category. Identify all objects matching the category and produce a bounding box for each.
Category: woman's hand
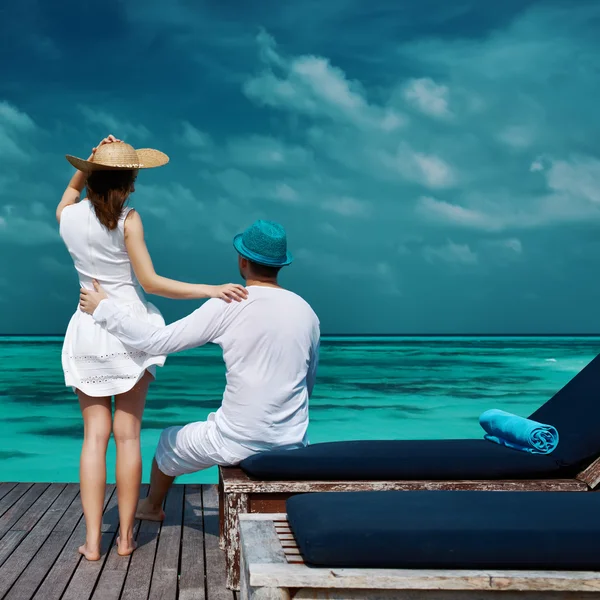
[208,284,248,303]
[57,135,124,224]
[88,134,121,160]
[79,280,108,314]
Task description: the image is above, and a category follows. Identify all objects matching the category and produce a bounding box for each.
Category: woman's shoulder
[120,206,139,223]
[61,200,89,219]
[121,208,143,236]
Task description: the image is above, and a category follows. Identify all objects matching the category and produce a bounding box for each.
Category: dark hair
[86,170,137,230]
[248,261,281,279]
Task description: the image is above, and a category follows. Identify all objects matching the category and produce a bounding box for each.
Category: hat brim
[233,234,293,267]
[66,148,169,172]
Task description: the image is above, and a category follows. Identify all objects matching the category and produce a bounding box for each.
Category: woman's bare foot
[78,543,101,561]
[135,498,165,522]
[116,536,138,557]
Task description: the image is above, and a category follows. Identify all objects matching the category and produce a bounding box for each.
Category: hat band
[99,163,142,168]
[236,237,289,266]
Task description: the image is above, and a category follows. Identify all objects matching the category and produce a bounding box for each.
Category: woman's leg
[78,391,112,561]
[113,371,152,556]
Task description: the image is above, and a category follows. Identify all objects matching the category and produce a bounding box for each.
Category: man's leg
[136,422,227,521]
[136,425,183,521]
[136,458,174,521]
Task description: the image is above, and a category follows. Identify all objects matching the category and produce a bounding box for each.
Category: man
[79,219,320,520]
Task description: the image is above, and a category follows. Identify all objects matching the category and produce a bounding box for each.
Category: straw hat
[66,141,169,172]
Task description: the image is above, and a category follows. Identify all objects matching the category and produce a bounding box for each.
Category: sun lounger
[239,490,600,599]
[222,353,600,589]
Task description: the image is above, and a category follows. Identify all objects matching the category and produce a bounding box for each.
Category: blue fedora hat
[233,220,293,267]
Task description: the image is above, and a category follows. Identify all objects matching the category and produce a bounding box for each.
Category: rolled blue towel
[479,409,559,455]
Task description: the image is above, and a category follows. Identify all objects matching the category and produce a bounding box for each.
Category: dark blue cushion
[529,353,600,467]
[287,491,600,569]
[240,353,600,480]
[240,439,566,480]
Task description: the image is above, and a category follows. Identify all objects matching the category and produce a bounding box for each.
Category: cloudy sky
[1,0,600,334]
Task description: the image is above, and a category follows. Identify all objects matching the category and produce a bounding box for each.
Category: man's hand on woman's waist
[80,280,108,316]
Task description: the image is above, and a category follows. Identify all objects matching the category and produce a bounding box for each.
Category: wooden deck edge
[248,563,600,592]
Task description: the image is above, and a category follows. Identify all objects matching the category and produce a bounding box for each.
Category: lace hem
[78,373,141,385]
[63,350,149,362]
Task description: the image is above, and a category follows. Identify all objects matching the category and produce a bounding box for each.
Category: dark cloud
[2,1,600,334]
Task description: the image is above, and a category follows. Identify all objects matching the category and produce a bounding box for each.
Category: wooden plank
[119,510,161,600]
[0,484,73,597]
[220,467,253,485]
[293,590,595,599]
[576,455,600,489]
[0,483,18,502]
[0,531,27,569]
[147,484,184,600]
[179,484,206,600]
[204,485,235,600]
[11,483,66,531]
[240,519,287,566]
[239,514,287,522]
[0,483,44,538]
[0,484,32,519]
[250,563,600,592]
[54,486,120,600]
[62,531,116,600]
[249,494,288,514]
[33,485,115,600]
[53,484,84,533]
[3,484,80,600]
[90,485,148,600]
[224,491,248,591]
[101,489,121,533]
[239,516,288,600]
[218,470,226,550]
[224,477,587,494]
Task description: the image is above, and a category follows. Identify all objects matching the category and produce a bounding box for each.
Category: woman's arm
[56,135,120,223]
[56,159,90,223]
[124,210,247,302]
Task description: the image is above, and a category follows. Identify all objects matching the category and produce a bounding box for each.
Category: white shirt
[93,286,320,452]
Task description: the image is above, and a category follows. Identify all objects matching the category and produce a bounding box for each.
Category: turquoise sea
[1,336,598,484]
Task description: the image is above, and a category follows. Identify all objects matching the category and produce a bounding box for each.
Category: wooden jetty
[0,482,235,600]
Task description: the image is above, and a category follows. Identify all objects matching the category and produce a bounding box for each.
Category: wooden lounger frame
[220,457,600,591]
[239,512,600,599]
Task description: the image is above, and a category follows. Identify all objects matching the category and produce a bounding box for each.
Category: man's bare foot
[116,536,138,557]
[78,543,101,561]
[135,498,165,522]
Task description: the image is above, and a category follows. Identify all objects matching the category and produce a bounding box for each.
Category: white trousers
[155,413,252,477]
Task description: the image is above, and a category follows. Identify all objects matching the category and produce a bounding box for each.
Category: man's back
[211,286,320,452]
[94,284,320,453]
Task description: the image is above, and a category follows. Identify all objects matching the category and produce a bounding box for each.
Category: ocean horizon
[4,333,600,337]
[1,335,599,484]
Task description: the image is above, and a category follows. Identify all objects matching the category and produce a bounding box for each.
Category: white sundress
[60,200,166,397]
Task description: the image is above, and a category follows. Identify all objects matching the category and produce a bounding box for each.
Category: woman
[56,135,247,561]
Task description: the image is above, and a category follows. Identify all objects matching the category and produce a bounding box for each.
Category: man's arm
[93,298,226,355]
